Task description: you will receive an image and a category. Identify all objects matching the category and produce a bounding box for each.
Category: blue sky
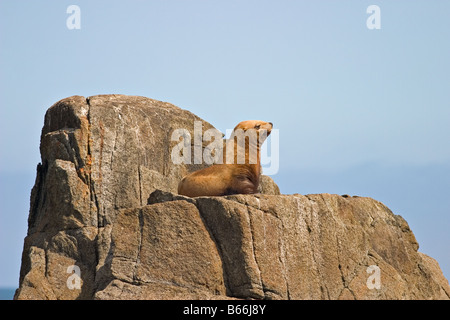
[1,1,449,290]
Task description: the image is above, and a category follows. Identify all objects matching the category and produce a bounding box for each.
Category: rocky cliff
[15,95,450,300]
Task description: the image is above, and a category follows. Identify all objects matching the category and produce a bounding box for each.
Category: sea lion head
[230,121,273,153]
[233,120,273,136]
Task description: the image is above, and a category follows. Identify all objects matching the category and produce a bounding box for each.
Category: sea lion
[177,120,273,197]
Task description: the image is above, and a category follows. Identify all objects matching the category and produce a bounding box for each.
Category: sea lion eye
[254,124,261,129]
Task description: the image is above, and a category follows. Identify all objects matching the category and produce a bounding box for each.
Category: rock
[15,95,450,300]
[99,201,227,299]
[17,94,219,300]
[258,175,280,195]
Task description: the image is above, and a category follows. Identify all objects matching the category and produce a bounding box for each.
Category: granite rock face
[15,95,449,300]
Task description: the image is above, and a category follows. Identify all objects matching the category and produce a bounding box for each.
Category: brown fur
[178,120,273,197]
